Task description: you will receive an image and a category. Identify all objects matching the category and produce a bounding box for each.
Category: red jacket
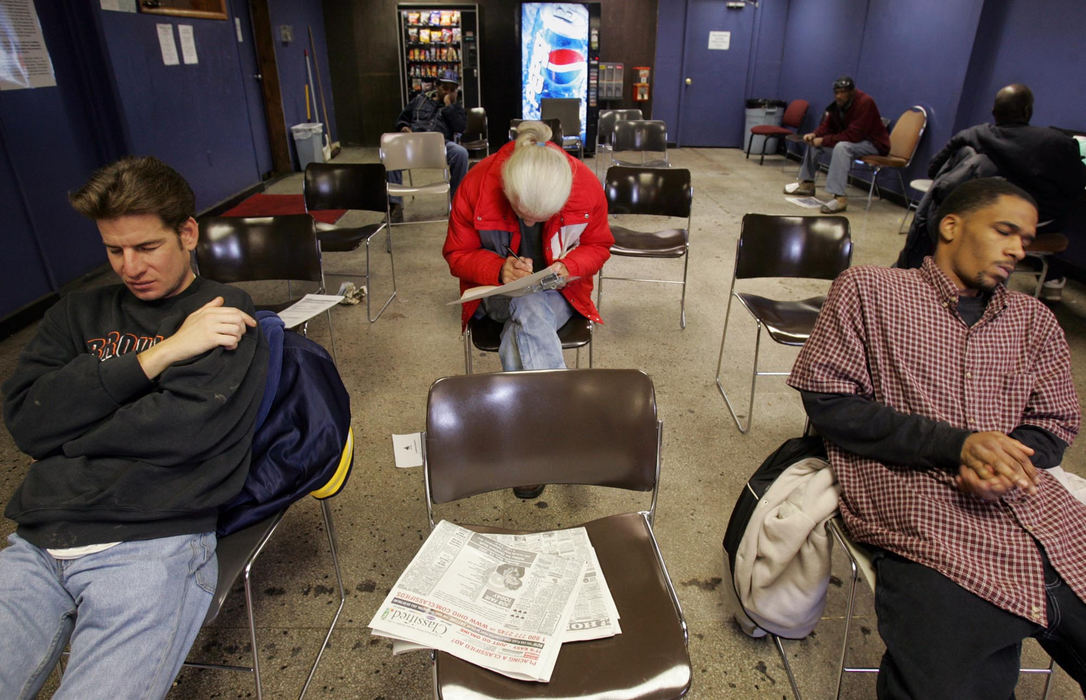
[443,141,613,328]
[814,89,891,155]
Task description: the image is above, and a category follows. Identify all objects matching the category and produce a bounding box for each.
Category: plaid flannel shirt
[789,257,1086,625]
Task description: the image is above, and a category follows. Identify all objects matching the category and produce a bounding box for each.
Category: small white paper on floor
[392,432,423,468]
[784,196,828,209]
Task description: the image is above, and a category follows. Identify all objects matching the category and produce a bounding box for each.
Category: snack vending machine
[520,2,601,151]
[397,4,481,108]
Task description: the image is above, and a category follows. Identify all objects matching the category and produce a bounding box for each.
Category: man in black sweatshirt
[0,156,268,698]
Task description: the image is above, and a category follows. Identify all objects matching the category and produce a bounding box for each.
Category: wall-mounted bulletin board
[138,0,227,20]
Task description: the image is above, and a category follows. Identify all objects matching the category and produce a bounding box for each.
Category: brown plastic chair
[460,107,488,163]
[714,214,852,433]
[379,131,451,224]
[746,99,809,165]
[598,166,693,328]
[463,314,592,373]
[540,97,584,158]
[1016,232,1070,297]
[303,163,397,322]
[855,105,928,210]
[196,214,338,364]
[423,369,691,699]
[611,119,669,168]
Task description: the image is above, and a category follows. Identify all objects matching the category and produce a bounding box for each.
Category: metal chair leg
[463,328,473,374]
[364,228,398,323]
[772,634,804,700]
[298,499,346,698]
[715,295,759,434]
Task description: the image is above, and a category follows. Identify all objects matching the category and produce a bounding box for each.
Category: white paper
[276,293,344,328]
[0,0,57,90]
[450,263,575,305]
[100,0,137,12]
[785,195,829,209]
[156,24,179,66]
[392,433,423,469]
[708,30,731,50]
[178,25,198,65]
[234,17,244,43]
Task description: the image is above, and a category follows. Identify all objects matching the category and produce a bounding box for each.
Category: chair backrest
[613,108,643,121]
[597,110,617,146]
[508,118,563,145]
[303,162,388,215]
[604,166,692,219]
[781,99,809,129]
[887,105,928,162]
[734,214,852,281]
[464,107,487,141]
[425,369,660,505]
[539,97,582,139]
[612,119,668,153]
[379,131,448,172]
[196,215,323,285]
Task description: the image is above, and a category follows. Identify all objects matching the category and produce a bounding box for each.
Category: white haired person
[443,121,612,373]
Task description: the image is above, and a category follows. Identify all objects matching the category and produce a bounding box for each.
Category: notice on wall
[0,0,57,90]
[178,24,198,64]
[100,0,137,12]
[156,23,179,66]
[707,30,731,50]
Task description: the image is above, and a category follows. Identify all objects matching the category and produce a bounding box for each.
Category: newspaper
[369,520,619,682]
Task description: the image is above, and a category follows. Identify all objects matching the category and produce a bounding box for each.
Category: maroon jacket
[814,89,891,155]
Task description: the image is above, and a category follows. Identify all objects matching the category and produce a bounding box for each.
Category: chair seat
[750,125,795,137]
[461,137,488,150]
[860,154,908,168]
[434,511,691,699]
[610,225,688,257]
[314,221,386,252]
[734,293,825,345]
[387,181,451,197]
[784,133,806,143]
[612,157,669,169]
[469,313,592,352]
[205,512,284,624]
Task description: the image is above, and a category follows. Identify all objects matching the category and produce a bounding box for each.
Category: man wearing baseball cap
[389,69,468,221]
[783,75,890,213]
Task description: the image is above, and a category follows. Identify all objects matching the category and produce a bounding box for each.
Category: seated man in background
[790,178,1086,698]
[0,156,268,698]
[895,83,1086,299]
[389,69,468,221]
[783,75,890,214]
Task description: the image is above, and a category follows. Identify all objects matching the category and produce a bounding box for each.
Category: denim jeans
[388,140,469,204]
[798,139,879,196]
[486,289,575,371]
[0,532,217,700]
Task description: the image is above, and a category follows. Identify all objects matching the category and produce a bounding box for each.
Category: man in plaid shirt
[789,177,1086,697]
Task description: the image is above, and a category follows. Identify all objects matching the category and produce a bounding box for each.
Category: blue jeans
[388,140,469,204]
[486,290,575,371]
[798,139,879,196]
[0,532,217,700]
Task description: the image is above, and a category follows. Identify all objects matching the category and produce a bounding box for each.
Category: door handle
[685,77,692,85]
[253,73,263,80]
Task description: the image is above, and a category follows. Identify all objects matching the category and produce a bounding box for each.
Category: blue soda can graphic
[544,47,586,99]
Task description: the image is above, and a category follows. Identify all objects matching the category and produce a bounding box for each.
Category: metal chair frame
[746,99,809,165]
[303,162,397,322]
[595,108,643,177]
[597,165,693,328]
[379,131,451,225]
[714,214,852,433]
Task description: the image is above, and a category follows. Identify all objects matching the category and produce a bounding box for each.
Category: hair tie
[537,141,547,147]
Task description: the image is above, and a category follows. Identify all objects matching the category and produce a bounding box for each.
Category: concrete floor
[2,146,1083,699]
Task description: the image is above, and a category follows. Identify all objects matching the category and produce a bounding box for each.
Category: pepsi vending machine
[520,3,601,154]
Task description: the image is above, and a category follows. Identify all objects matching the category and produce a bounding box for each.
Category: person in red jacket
[443,121,613,373]
[783,75,891,213]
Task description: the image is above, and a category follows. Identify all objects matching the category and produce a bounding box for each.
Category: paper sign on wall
[178,24,198,64]
[0,0,57,90]
[708,30,731,50]
[156,23,179,66]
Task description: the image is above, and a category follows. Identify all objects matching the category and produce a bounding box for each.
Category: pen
[504,245,527,264]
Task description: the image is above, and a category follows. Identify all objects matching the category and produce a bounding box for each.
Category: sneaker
[820,197,848,214]
[389,202,404,223]
[1041,277,1066,301]
[512,484,545,499]
[783,181,815,196]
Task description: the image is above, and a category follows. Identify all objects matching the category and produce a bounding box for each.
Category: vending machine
[397,4,482,108]
[520,2,601,152]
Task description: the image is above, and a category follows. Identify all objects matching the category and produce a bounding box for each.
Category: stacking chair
[899,178,933,233]
[508,117,564,145]
[611,119,669,168]
[854,105,928,210]
[196,214,339,365]
[463,314,592,373]
[594,108,644,177]
[460,107,489,164]
[423,369,692,699]
[540,97,584,158]
[1016,232,1070,297]
[714,214,852,433]
[598,166,693,328]
[379,131,451,224]
[303,163,397,322]
[746,99,809,165]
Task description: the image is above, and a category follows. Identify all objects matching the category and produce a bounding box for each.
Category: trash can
[291,122,325,171]
[744,99,787,155]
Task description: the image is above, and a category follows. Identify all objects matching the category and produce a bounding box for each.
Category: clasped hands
[956,431,1039,501]
[802,133,823,147]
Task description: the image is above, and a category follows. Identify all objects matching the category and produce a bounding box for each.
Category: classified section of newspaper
[368,520,620,682]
